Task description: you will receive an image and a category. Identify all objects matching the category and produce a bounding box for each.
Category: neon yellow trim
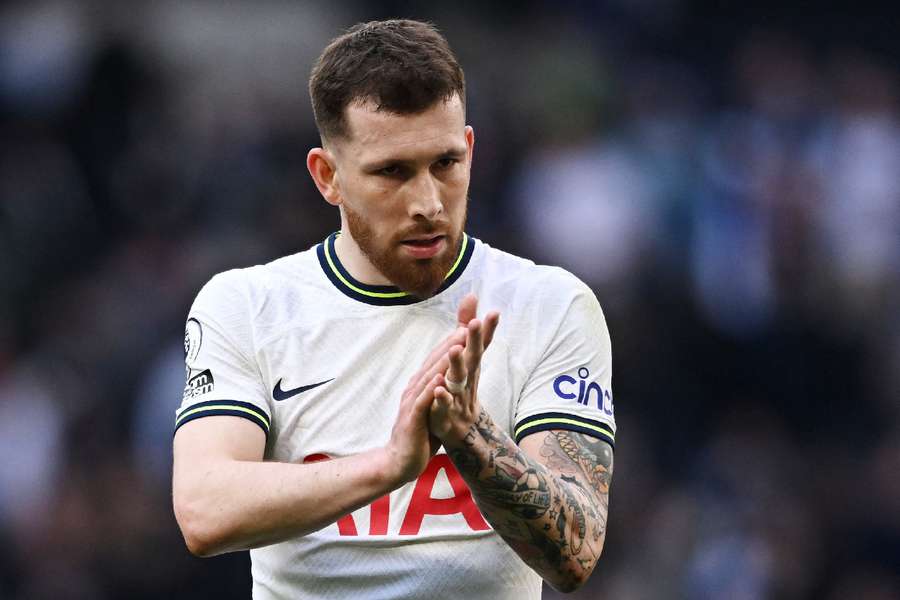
[326,233,468,299]
[515,417,614,440]
[325,236,408,299]
[176,404,270,429]
[445,234,469,279]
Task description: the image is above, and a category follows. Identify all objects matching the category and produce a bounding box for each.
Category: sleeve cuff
[514,412,614,448]
[174,400,270,437]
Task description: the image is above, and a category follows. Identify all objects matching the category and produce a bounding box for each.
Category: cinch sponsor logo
[553,367,614,416]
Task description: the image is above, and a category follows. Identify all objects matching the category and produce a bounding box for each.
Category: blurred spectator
[1,1,898,598]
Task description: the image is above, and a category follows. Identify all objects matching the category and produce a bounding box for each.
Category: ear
[464,125,475,164]
[307,147,341,206]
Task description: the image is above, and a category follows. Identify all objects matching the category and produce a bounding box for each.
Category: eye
[379,165,401,176]
[435,157,458,169]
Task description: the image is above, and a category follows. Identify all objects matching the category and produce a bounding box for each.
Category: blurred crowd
[1,1,898,599]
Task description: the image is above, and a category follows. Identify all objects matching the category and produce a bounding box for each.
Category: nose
[407,172,443,220]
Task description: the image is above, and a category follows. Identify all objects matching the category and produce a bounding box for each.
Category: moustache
[394,221,453,242]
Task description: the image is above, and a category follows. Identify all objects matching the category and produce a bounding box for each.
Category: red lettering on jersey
[303,453,391,536]
[368,495,390,535]
[302,453,359,536]
[302,453,489,536]
[399,454,490,535]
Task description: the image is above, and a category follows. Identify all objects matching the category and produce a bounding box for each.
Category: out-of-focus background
[1,1,898,598]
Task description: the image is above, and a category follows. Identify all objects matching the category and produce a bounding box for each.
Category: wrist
[370,446,407,488]
[439,431,469,451]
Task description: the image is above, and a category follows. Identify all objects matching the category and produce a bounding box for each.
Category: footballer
[173,19,615,599]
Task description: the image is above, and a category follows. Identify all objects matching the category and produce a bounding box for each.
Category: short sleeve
[514,282,616,448]
[174,271,272,437]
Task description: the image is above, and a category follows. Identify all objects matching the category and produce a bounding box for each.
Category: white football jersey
[176,232,616,599]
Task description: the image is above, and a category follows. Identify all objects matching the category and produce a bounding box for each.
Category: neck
[333,229,392,286]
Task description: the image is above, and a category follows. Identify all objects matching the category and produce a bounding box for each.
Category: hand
[385,318,471,484]
[429,295,500,444]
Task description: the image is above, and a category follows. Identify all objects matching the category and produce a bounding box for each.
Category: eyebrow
[361,147,467,171]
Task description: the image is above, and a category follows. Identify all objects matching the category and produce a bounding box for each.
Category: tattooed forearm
[479,462,551,519]
[450,429,483,476]
[446,409,614,592]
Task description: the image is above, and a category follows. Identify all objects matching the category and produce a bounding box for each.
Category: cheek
[448,166,471,193]
[443,175,469,208]
[345,179,396,216]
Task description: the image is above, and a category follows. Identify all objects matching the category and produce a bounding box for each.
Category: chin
[389,255,448,298]
[399,270,445,299]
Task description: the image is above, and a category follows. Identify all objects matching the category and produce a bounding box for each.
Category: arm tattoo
[446,409,614,590]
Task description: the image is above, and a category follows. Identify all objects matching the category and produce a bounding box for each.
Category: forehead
[338,95,466,163]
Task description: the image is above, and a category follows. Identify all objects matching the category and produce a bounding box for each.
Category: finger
[419,354,451,393]
[463,318,484,375]
[430,384,452,415]
[406,353,453,409]
[457,294,478,327]
[431,380,455,418]
[412,373,444,419]
[407,326,467,388]
[416,327,465,379]
[482,311,500,349]
[446,344,467,393]
[429,385,455,439]
[430,373,450,410]
[432,386,454,409]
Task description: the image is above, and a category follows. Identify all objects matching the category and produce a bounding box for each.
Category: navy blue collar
[316,232,475,306]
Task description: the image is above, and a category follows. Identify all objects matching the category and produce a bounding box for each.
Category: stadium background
[1,1,898,598]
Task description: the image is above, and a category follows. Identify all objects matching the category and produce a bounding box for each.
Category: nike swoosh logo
[273,377,334,401]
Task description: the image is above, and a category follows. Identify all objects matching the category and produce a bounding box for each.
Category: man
[173,19,615,599]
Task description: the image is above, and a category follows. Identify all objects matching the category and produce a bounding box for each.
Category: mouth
[399,235,446,259]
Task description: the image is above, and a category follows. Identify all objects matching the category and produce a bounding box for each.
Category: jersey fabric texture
[176,233,616,600]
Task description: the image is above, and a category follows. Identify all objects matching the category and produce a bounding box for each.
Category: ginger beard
[344,203,466,298]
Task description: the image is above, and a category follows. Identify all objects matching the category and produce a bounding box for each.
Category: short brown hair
[309,19,466,141]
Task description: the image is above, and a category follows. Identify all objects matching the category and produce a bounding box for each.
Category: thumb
[457,293,478,327]
[412,373,443,419]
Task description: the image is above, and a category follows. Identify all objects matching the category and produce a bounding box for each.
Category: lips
[400,235,446,259]
[402,235,443,246]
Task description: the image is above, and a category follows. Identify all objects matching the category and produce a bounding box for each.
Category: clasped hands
[429,294,500,443]
[389,294,500,483]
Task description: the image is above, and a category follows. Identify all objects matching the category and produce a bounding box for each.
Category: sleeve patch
[184,318,203,364]
[182,369,215,402]
[514,412,615,448]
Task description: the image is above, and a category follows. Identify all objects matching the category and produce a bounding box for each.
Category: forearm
[173,447,400,556]
[444,409,610,592]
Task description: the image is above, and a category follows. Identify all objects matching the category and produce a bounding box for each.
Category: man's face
[329,95,473,298]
